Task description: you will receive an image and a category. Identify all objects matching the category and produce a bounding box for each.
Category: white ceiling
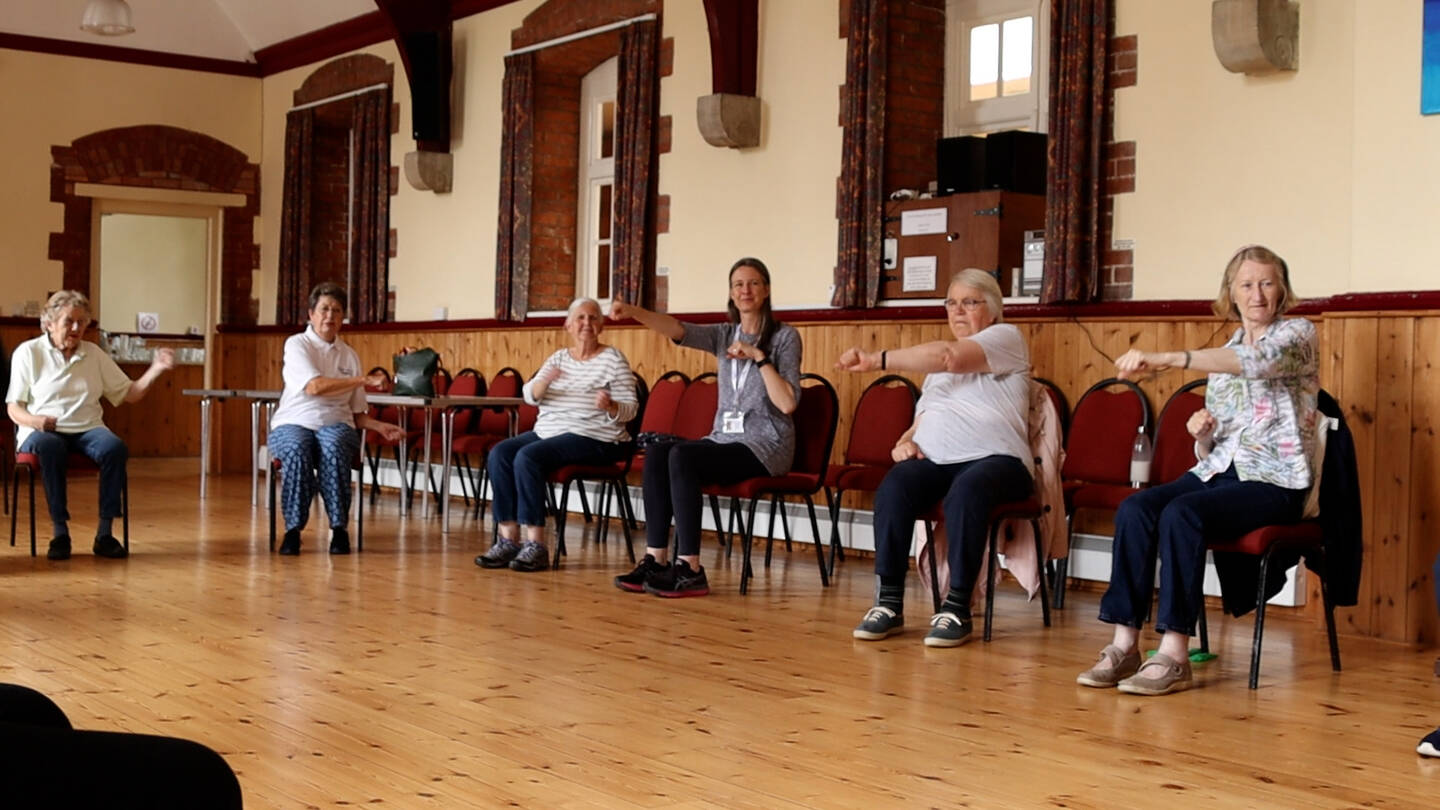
[0,0,376,63]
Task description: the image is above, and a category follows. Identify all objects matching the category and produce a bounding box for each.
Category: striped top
[523,346,638,443]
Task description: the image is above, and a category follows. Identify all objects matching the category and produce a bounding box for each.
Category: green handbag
[392,347,440,396]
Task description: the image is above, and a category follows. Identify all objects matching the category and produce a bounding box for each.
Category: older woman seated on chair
[475,298,638,573]
[835,268,1033,647]
[5,290,174,560]
[270,282,405,556]
[1076,244,1319,696]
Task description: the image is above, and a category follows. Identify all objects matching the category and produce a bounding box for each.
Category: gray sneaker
[509,540,550,572]
[852,606,904,640]
[923,611,973,647]
[475,538,520,569]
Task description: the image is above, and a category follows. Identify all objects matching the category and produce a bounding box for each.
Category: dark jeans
[1099,467,1307,636]
[487,431,628,527]
[0,683,243,808]
[873,455,1032,602]
[642,439,767,557]
[18,427,128,526]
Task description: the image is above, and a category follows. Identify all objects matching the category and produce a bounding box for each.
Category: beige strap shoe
[1116,652,1193,696]
[1076,644,1142,688]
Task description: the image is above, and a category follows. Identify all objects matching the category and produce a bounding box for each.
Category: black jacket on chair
[1214,389,1363,617]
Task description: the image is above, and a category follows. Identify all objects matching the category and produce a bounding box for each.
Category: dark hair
[725,257,780,353]
[309,282,347,313]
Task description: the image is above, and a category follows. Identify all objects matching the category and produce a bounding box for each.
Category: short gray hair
[40,290,91,328]
[949,268,1005,323]
[565,297,602,321]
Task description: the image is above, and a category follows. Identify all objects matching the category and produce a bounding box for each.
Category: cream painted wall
[1113,0,1357,299]
[97,213,209,334]
[0,48,259,316]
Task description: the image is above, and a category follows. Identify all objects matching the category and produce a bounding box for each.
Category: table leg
[397,408,409,517]
[250,400,260,506]
[421,406,434,517]
[442,410,455,535]
[264,403,276,509]
[198,397,211,499]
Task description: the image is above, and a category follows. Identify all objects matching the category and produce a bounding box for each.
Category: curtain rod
[289,83,389,113]
[506,13,656,57]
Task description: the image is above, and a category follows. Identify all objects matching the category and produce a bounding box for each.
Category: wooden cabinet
[881,191,1045,299]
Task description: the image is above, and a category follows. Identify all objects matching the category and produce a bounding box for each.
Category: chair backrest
[1061,377,1152,485]
[638,370,689,435]
[517,368,541,433]
[844,374,919,467]
[479,367,524,434]
[1034,376,1069,442]
[1152,379,1206,485]
[791,373,840,482]
[448,368,486,434]
[671,372,718,440]
[625,373,650,440]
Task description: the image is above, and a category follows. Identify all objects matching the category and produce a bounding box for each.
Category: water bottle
[1129,426,1152,487]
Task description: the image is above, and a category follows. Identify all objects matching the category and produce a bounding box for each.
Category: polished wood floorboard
[1,460,1436,808]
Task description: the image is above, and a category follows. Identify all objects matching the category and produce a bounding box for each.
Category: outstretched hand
[151,347,176,372]
[609,300,633,320]
[1115,349,1163,380]
[835,346,879,373]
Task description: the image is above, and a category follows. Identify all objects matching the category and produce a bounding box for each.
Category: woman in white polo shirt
[6,290,174,560]
[269,283,405,555]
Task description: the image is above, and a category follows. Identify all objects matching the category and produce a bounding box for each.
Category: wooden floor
[1,460,1437,808]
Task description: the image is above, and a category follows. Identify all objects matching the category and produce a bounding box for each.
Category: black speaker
[404,29,451,144]
[937,136,987,195]
[982,130,1048,195]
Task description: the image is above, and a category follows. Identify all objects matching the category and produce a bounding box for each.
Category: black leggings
[643,439,768,557]
[0,683,243,809]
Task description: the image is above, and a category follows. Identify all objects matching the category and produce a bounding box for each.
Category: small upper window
[947,1,1048,135]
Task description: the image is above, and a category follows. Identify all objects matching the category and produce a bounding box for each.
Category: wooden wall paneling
[1407,317,1440,644]
[1335,317,1379,636]
[1370,317,1414,640]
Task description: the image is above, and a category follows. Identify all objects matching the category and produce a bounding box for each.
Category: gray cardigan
[678,321,802,475]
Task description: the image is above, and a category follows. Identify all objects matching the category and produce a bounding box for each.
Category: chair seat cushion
[1067,482,1138,511]
[552,462,628,483]
[827,463,891,493]
[706,473,820,499]
[452,434,503,454]
[15,452,101,472]
[1208,522,1322,556]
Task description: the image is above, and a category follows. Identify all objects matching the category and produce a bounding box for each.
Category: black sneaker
[1419,728,1440,758]
[92,534,126,559]
[47,535,72,561]
[852,606,904,640]
[329,527,351,555]
[923,611,973,648]
[476,538,520,569]
[278,529,301,556]
[509,540,550,572]
[614,554,669,592]
[642,559,709,598]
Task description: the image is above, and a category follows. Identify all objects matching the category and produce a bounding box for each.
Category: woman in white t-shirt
[475,298,638,573]
[835,268,1033,648]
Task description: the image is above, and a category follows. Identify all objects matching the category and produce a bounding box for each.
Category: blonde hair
[949,268,1005,323]
[1212,245,1298,320]
[40,290,91,329]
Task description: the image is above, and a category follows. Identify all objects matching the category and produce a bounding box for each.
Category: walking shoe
[642,559,709,598]
[1076,644,1143,688]
[508,540,550,572]
[1418,728,1440,758]
[328,528,351,555]
[852,606,904,640]
[923,611,973,647]
[47,536,72,561]
[1117,652,1193,696]
[475,538,520,569]
[278,529,301,556]
[92,535,126,559]
[614,554,669,592]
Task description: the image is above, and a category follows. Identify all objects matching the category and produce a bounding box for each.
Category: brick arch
[49,125,261,324]
[295,53,394,105]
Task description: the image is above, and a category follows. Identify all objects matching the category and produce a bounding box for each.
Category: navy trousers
[486,431,628,527]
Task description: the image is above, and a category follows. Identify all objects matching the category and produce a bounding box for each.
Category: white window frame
[577,57,618,304]
[945,0,1050,136]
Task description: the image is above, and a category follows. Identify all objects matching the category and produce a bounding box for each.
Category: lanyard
[730,325,755,394]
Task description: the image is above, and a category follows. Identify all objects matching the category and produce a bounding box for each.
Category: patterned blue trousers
[268,423,360,532]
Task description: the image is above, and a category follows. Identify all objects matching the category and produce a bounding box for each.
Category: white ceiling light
[80,0,136,37]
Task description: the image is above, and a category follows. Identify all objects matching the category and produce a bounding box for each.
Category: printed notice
[902,256,937,292]
[900,207,947,236]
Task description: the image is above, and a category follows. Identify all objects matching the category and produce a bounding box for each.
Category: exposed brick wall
[884,0,945,195]
[49,126,260,324]
[1102,34,1138,301]
[309,123,352,288]
[295,54,394,105]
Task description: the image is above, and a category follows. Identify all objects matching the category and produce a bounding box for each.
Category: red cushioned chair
[701,373,839,594]
[455,367,523,521]
[11,448,129,557]
[822,374,920,575]
[361,367,424,506]
[414,367,483,506]
[1151,380,1207,487]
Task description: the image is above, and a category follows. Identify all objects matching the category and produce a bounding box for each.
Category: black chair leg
[26,465,35,557]
[738,498,760,594]
[121,475,129,554]
[611,480,635,563]
[577,485,592,524]
[923,520,941,613]
[1248,552,1273,689]
[1052,514,1074,610]
[707,494,728,553]
[268,467,277,552]
[824,487,844,576]
[1323,577,1341,672]
[1030,517,1050,628]
[983,521,1000,642]
[803,496,829,587]
[1198,604,1210,654]
[551,481,572,569]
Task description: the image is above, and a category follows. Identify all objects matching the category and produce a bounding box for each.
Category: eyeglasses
[944,298,986,312]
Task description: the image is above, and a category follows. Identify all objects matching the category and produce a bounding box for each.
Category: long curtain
[276,109,315,325]
[612,19,659,309]
[495,52,535,322]
[832,0,888,309]
[1042,0,1110,304]
[351,87,393,324]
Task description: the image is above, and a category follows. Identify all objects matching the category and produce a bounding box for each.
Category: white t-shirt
[6,335,133,445]
[911,323,1032,473]
[269,326,367,431]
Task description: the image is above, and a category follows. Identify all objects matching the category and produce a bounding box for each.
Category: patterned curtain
[276,109,315,325]
[351,87,393,324]
[1042,0,1111,304]
[832,0,888,309]
[495,52,535,322]
[613,19,659,309]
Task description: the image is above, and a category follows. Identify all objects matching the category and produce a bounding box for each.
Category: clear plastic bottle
[1129,426,1153,488]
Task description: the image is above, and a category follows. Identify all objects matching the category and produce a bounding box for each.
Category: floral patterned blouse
[1192,317,1319,490]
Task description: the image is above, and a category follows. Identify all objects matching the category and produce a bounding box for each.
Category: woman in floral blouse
[1075,244,1319,696]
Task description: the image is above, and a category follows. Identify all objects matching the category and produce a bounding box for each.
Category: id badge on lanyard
[723,325,753,434]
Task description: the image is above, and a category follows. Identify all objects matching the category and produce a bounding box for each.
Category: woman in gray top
[609,258,802,597]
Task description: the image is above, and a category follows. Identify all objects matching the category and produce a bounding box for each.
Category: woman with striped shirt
[476,298,638,572]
